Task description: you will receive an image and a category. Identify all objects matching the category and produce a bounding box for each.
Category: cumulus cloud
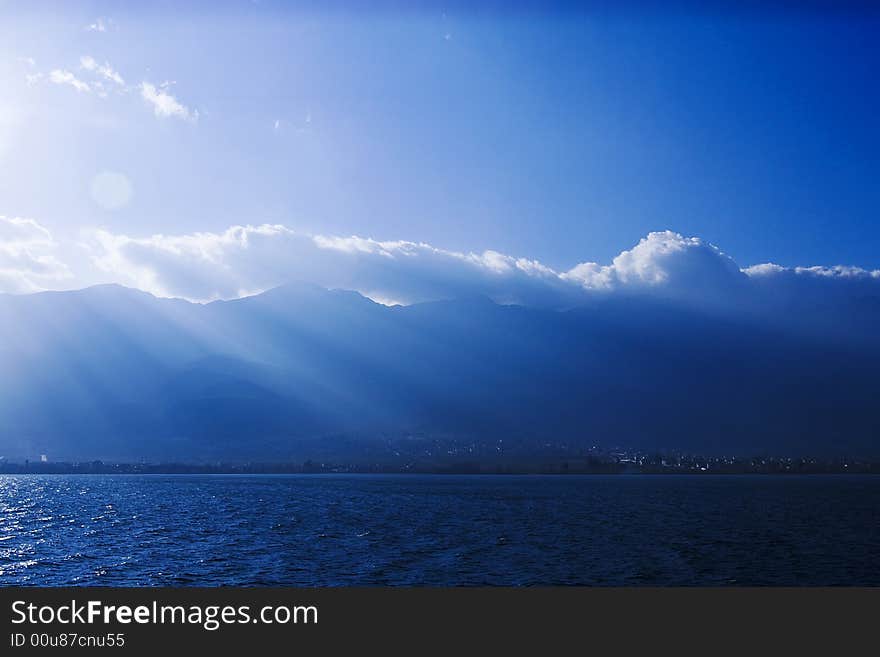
[562,231,749,303]
[0,216,72,294]
[83,224,880,312]
[140,82,198,121]
[48,69,91,93]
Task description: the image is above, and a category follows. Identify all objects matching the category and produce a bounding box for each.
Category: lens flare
[89,171,133,211]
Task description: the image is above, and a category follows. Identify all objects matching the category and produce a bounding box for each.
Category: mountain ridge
[1,282,877,462]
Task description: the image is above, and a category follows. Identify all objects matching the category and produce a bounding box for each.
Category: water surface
[1,474,877,586]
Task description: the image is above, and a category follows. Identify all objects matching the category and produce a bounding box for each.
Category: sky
[0,1,878,303]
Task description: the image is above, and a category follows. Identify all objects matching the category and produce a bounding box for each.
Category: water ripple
[0,474,878,586]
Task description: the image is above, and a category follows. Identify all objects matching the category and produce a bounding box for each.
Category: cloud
[48,69,91,93]
[0,216,72,294]
[741,260,880,326]
[0,216,52,245]
[744,262,880,281]
[87,225,580,305]
[83,224,880,313]
[85,18,113,33]
[17,56,43,87]
[273,113,312,135]
[25,57,199,123]
[562,231,751,306]
[80,55,125,86]
[140,82,198,121]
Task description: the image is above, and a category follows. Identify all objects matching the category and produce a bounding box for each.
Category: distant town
[1,444,878,475]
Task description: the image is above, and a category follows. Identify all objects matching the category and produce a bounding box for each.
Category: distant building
[40,454,48,463]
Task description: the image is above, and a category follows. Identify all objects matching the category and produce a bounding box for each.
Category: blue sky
[0,1,878,301]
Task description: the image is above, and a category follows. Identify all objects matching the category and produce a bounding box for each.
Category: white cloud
[791,265,877,280]
[86,224,575,304]
[48,69,91,93]
[0,216,52,246]
[25,57,199,123]
[140,82,198,122]
[562,231,749,304]
[744,262,880,282]
[85,18,112,33]
[32,223,880,312]
[80,55,125,86]
[0,216,72,294]
[742,263,786,277]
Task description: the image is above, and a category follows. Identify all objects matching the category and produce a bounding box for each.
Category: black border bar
[1,587,877,653]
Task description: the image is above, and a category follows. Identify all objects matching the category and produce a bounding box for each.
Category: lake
[1,474,878,586]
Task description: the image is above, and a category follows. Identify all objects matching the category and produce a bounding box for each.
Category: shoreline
[2,468,878,476]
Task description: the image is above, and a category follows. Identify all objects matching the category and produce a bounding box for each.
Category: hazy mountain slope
[0,283,877,461]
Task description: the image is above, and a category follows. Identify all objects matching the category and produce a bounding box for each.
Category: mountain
[0,282,878,462]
